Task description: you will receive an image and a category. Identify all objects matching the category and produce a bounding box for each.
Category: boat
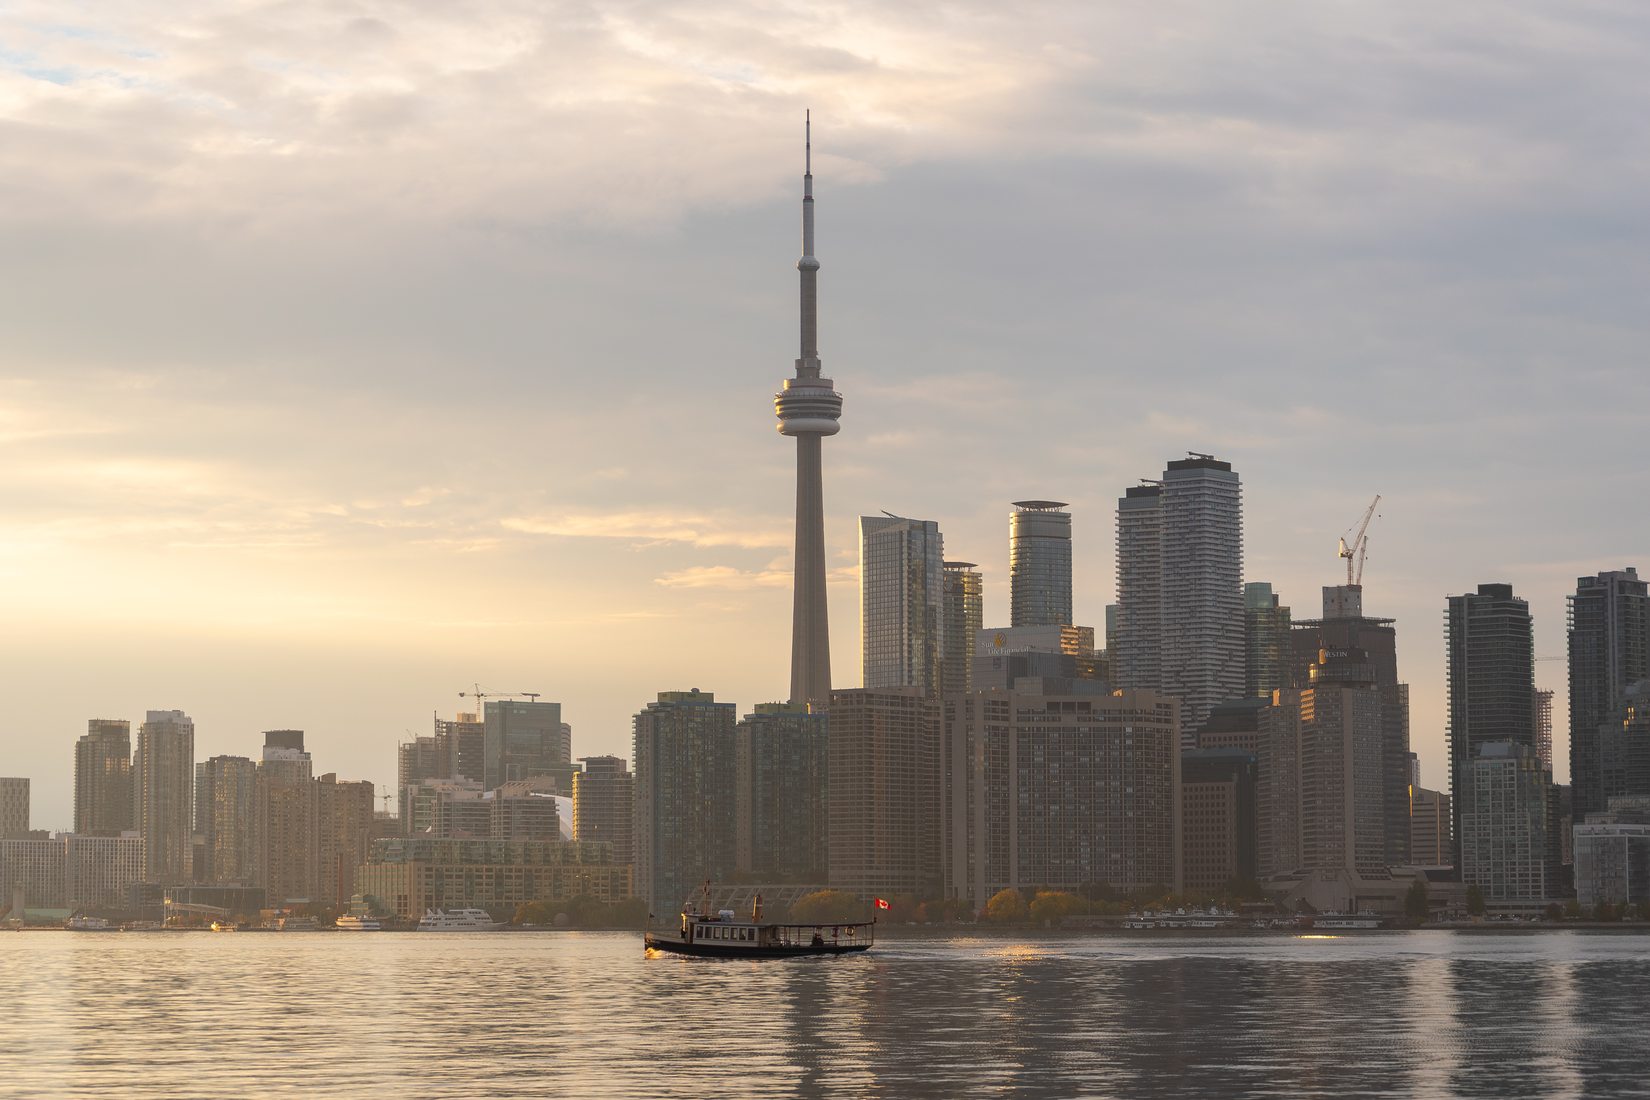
[334,913,382,931]
[1312,910,1385,931]
[210,921,238,932]
[66,915,116,932]
[417,908,502,932]
[644,891,873,958]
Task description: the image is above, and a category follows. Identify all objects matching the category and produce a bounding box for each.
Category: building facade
[941,686,1181,909]
[1244,582,1291,699]
[942,561,984,697]
[736,703,828,883]
[1181,749,1259,892]
[75,720,134,836]
[1459,742,1555,904]
[573,756,634,871]
[65,833,146,910]
[0,778,28,839]
[1446,584,1535,867]
[484,699,570,792]
[1569,568,1650,821]
[827,688,940,900]
[860,514,945,695]
[135,710,194,883]
[357,837,630,920]
[632,690,738,910]
[1009,501,1072,628]
[316,774,376,910]
[1410,786,1452,867]
[199,755,259,884]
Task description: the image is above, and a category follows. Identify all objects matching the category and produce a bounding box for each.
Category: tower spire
[775,112,843,706]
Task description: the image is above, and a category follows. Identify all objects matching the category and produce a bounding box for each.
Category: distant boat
[334,913,382,932]
[210,921,238,933]
[644,891,874,958]
[417,908,501,932]
[66,915,115,932]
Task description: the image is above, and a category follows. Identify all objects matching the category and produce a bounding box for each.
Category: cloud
[655,565,790,590]
[503,511,789,550]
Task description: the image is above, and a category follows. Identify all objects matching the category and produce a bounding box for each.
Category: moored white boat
[334,913,382,931]
[418,908,502,932]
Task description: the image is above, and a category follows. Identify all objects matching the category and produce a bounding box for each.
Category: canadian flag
[874,898,892,910]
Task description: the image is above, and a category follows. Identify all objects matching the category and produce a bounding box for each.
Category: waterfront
[5,930,1649,1098]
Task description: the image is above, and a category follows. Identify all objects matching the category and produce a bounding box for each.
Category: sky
[3,0,1647,828]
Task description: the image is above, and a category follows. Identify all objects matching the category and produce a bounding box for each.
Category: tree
[1543,902,1563,922]
[1404,879,1430,925]
[985,888,1028,924]
[1563,898,1583,920]
[1465,885,1486,917]
[1028,890,1084,927]
[788,890,865,924]
[1593,899,1618,923]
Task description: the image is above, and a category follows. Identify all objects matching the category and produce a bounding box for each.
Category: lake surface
[4,930,1648,1098]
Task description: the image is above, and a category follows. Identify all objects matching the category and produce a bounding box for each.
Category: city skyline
[5,3,1650,827]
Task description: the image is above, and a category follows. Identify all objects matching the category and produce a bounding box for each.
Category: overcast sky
[4,0,1647,827]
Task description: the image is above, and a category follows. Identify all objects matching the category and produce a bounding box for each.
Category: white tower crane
[1337,495,1382,586]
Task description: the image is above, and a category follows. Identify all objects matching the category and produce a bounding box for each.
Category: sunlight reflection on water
[5,930,1649,1098]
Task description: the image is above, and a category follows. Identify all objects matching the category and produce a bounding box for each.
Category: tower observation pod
[776,112,843,705]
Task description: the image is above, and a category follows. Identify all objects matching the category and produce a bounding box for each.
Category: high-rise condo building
[1009,501,1072,628]
[0,778,28,838]
[1533,689,1555,773]
[1244,582,1291,698]
[1259,649,1388,888]
[483,699,570,791]
[942,562,983,697]
[257,730,318,905]
[860,514,945,695]
[632,690,738,910]
[1410,786,1451,867]
[1292,584,1412,867]
[1568,568,1650,821]
[64,833,146,910]
[776,115,843,706]
[435,712,486,784]
[1115,456,1244,747]
[828,688,941,900]
[1181,748,1259,893]
[199,755,258,884]
[135,709,194,882]
[75,720,133,836]
[573,756,634,872]
[736,703,828,883]
[941,686,1181,908]
[1446,583,1535,867]
[316,773,375,910]
[1460,742,1556,905]
[0,836,62,908]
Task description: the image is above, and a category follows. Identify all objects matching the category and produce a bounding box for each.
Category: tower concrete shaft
[776,112,842,704]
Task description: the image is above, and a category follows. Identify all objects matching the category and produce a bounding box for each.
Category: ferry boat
[644,892,874,959]
[418,908,502,932]
[1311,910,1385,931]
[66,915,116,932]
[334,913,382,931]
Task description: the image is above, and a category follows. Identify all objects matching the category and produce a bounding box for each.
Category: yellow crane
[1338,495,1382,586]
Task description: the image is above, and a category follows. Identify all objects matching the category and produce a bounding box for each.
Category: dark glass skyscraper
[1446,583,1535,867]
[1568,568,1650,821]
[860,515,944,695]
[483,699,570,790]
[942,561,984,697]
[632,690,738,910]
[74,719,133,836]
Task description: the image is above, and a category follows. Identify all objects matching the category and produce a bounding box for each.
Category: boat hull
[644,933,871,958]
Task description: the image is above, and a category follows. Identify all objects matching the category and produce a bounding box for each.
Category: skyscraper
[1009,501,1072,628]
[573,756,634,871]
[316,773,375,910]
[775,115,842,705]
[1460,742,1555,904]
[860,514,945,695]
[74,719,133,836]
[1446,583,1535,867]
[1533,688,1555,773]
[0,778,28,838]
[828,688,940,900]
[135,709,194,882]
[632,690,738,910]
[1115,456,1244,746]
[257,730,318,905]
[1568,568,1650,821]
[941,562,983,697]
[483,699,569,790]
[736,703,828,883]
[199,755,258,884]
[1244,582,1291,698]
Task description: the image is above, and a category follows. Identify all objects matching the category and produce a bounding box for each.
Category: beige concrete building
[0,778,28,839]
[0,837,63,909]
[573,756,633,871]
[135,710,194,882]
[941,685,1181,910]
[75,720,133,836]
[1410,786,1452,866]
[257,731,318,905]
[828,688,941,900]
[356,837,630,920]
[65,832,145,909]
[317,774,375,910]
[199,755,258,884]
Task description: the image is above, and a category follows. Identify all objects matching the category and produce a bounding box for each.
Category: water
[5,930,1649,1098]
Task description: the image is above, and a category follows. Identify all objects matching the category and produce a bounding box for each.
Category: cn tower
[775,112,842,705]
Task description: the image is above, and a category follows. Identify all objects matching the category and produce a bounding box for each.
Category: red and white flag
[874,898,891,910]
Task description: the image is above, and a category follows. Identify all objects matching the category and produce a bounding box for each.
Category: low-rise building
[1181,749,1258,892]
[356,837,630,921]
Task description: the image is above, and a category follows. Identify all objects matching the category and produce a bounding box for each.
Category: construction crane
[458,684,543,710]
[1337,495,1382,586]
